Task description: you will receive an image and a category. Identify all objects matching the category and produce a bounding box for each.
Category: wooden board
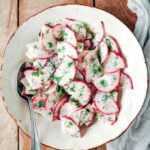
[19,0,93,24]
[95,0,137,31]
[0,0,18,149]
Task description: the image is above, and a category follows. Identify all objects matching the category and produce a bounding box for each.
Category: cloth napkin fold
[107,0,150,150]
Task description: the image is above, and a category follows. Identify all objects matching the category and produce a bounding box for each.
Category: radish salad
[20,18,133,138]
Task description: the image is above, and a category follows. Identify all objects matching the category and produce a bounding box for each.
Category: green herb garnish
[47,42,53,48]
[100,80,108,87]
[105,38,112,50]
[36,101,45,107]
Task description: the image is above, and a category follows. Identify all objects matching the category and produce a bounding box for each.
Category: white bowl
[1,5,148,149]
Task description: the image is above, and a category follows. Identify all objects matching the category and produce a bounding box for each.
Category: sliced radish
[32,58,47,69]
[75,69,84,80]
[88,83,97,98]
[77,42,84,52]
[83,104,95,127]
[120,72,133,89]
[62,26,77,47]
[21,78,40,95]
[67,81,91,106]
[42,80,53,90]
[104,35,120,53]
[41,24,57,53]
[23,88,39,96]
[85,56,103,83]
[45,91,60,110]
[24,65,54,90]
[26,42,50,59]
[57,41,78,61]
[103,51,126,73]
[82,50,97,70]
[84,39,92,50]
[34,106,45,115]
[47,54,59,68]
[24,61,33,68]
[44,91,60,121]
[92,71,121,93]
[32,94,47,106]
[61,116,82,137]
[74,60,84,73]
[94,91,119,115]
[70,107,85,126]
[52,23,65,40]
[54,56,76,86]
[53,96,68,120]
[24,69,42,90]
[20,77,31,89]
[98,40,108,63]
[64,18,87,42]
[92,21,105,47]
[44,82,58,95]
[34,106,54,121]
[99,91,118,123]
[59,101,79,118]
[86,26,93,39]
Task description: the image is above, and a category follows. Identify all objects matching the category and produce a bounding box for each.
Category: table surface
[0,0,137,149]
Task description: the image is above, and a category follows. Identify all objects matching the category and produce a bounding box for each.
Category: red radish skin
[65,18,75,21]
[61,116,82,137]
[103,51,126,74]
[75,68,84,80]
[42,81,54,90]
[105,35,120,53]
[123,72,133,89]
[98,40,109,63]
[41,34,50,53]
[32,58,48,69]
[93,21,105,47]
[52,24,64,39]
[65,25,78,44]
[53,96,68,120]
[64,19,87,42]
[97,21,105,46]
[84,28,88,41]
[41,24,56,53]
[108,35,120,53]
[44,24,53,28]
[32,94,48,107]
[101,21,106,37]
[84,40,92,50]
[121,72,134,90]
[44,91,59,111]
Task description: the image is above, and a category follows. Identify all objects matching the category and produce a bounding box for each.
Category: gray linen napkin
[107,0,150,150]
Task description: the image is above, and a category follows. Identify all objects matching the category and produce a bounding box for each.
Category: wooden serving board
[0,0,137,149]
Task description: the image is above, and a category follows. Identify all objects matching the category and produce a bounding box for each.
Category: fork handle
[28,98,41,150]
